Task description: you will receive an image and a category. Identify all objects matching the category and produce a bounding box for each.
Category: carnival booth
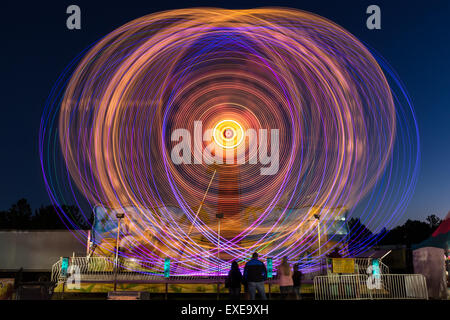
[412,212,450,299]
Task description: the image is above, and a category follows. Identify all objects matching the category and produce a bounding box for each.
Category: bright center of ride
[213,119,244,149]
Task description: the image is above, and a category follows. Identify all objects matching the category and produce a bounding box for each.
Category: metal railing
[51,256,390,283]
[314,274,370,300]
[51,257,227,283]
[302,258,389,281]
[52,257,428,299]
[314,274,428,300]
[370,274,428,300]
[52,257,163,283]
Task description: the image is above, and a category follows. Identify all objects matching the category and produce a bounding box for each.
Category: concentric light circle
[39,8,420,275]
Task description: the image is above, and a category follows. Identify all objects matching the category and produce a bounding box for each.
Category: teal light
[61,257,69,277]
[372,259,380,275]
[267,257,273,279]
[164,258,170,278]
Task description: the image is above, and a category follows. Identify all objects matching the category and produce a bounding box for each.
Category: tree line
[347,214,443,249]
[0,198,92,230]
[0,198,444,248]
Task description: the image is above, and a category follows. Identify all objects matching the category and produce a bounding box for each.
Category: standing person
[226,261,243,300]
[292,263,303,300]
[243,252,267,300]
[278,256,294,299]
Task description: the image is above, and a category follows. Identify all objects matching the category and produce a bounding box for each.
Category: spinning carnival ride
[40,8,420,275]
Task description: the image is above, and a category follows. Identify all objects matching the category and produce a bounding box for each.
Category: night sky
[2,0,450,225]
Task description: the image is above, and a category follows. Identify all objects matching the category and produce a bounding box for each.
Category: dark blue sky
[2,0,449,225]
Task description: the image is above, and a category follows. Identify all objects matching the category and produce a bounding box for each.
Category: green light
[267,257,273,279]
[164,258,170,278]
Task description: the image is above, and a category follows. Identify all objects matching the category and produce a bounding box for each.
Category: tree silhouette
[378,216,441,246]
[426,214,442,230]
[0,198,33,229]
[0,199,92,230]
[0,198,444,245]
[346,218,374,254]
[345,215,443,251]
[32,204,92,230]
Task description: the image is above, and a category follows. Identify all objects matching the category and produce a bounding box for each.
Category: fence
[302,257,389,281]
[53,257,160,283]
[314,274,428,300]
[51,256,390,283]
[51,257,226,283]
[370,274,428,300]
[51,257,427,300]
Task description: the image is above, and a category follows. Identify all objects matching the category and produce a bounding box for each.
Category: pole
[314,214,321,258]
[113,217,122,291]
[217,217,221,300]
[86,230,91,256]
[317,220,321,257]
[217,218,221,276]
[215,213,224,300]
